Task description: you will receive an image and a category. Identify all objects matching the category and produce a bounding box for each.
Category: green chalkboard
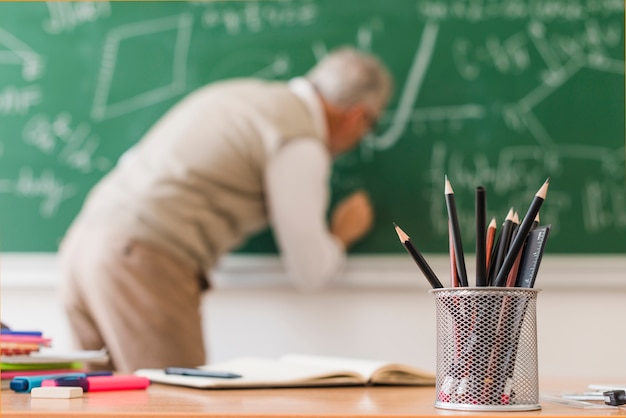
[1,1,624,254]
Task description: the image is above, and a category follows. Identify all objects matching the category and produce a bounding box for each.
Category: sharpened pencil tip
[394,223,409,242]
[392,222,398,228]
[444,176,453,194]
[536,178,550,199]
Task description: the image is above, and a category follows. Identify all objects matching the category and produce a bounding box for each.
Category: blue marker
[10,371,112,393]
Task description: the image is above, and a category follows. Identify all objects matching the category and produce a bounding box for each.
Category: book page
[135,356,435,389]
[135,357,365,389]
[200,357,365,384]
[369,363,435,385]
[280,354,387,381]
[280,354,435,386]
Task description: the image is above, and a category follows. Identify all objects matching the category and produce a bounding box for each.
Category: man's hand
[330,190,374,249]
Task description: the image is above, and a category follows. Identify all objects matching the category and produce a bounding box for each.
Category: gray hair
[306,47,393,116]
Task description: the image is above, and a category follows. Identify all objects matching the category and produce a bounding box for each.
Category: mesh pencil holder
[430,288,540,411]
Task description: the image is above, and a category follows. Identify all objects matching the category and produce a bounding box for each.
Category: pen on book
[43,375,150,392]
[493,178,550,287]
[444,176,468,287]
[165,367,242,379]
[475,186,487,287]
[393,223,443,289]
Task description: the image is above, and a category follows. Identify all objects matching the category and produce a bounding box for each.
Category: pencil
[493,178,550,287]
[444,176,468,287]
[475,186,487,287]
[393,223,443,289]
[505,213,522,287]
[485,217,497,273]
[532,213,540,229]
[448,221,459,287]
[489,208,515,286]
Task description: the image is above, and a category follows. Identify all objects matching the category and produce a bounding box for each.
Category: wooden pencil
[489,208,515,285]
[475,186,487,287]
[485,217,497,273]
[532,213,540,229]
[444,176,468,287]
[505,213,522,287]
[394,223,443,289]
[493,178,550,287]
[448,221,459,287]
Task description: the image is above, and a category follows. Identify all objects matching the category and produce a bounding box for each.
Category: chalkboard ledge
[1,253,624,290]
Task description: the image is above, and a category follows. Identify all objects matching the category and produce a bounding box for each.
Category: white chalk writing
[22,112,111,173]
[13,167,75,218]
[0,85,41,115]
[197,0,317,35]
[43,2,111,34]
[0,27,44,81]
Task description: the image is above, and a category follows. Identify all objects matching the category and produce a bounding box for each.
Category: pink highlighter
[42,375,150,392]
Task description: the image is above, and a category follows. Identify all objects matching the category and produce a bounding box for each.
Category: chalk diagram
[1,2,623,243]
[91,13,193,121]
[332,15,625,237]
[0,26,44,81]
[359,21,623,152]
[208,51,291,81]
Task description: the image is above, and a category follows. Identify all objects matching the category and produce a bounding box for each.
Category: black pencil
[489,208,514,286]
[393,223,443,289]
[493,178,550,287]
[444,176,468,287]
[448,221,459,287]
[505,212,522,287]
[532,213,540,229]
[475,186,487,287]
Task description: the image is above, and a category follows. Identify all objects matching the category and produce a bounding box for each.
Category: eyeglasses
[362,110,382,135]
[362,111,379,134]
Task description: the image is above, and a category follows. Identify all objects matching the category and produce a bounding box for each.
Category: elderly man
[60,47,393,372]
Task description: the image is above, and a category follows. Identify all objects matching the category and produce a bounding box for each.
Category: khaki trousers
[59,225,206,373]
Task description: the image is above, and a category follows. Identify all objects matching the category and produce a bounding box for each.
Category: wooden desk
[2,382,625,418]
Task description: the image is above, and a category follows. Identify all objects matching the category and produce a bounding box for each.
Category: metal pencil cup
[431,288,540,411]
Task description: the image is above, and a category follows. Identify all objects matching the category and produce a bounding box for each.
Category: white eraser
[31,386,83,399]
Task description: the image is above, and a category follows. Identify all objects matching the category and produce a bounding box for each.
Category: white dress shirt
[264,78,345,290]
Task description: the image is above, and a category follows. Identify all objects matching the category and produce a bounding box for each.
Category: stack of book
[1,328,109,390]
[1,329,51,356]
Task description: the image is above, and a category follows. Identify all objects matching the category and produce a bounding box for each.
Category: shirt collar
[288,77,328,143]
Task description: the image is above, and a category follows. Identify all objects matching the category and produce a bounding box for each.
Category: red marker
[42,375,150,392]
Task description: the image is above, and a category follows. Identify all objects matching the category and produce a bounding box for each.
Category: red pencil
[485,217,497,272]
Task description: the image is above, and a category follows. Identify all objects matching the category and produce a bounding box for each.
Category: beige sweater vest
[68,79,323,272]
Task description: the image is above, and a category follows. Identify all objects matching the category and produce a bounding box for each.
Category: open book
[134,354,435,389]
